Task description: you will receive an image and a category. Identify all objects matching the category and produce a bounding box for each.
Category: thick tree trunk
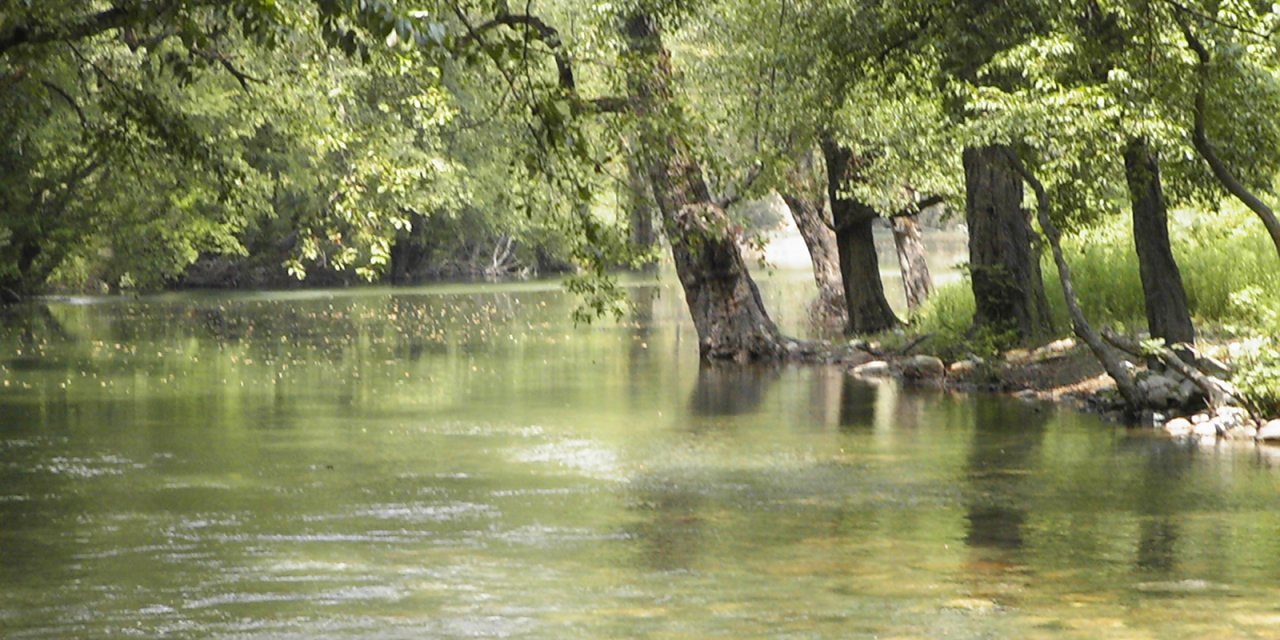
[821,137,900,335]
[625,143,658,272]
[963,144,1047,342]
[780,192,846,324]
[624,12,786,362]
[891,214,933,312]
[1124,137,1195,347]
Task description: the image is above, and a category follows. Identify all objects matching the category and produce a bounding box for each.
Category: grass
[909,207,1280,414]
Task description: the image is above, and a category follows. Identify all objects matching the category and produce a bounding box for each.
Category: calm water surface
[3,274,1280,639]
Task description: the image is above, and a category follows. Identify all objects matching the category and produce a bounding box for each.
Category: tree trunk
[963,144,1047,342]
[625,141,658,272]
[1124,137,1195,347]
[780,191,846,325]
[1004,149,1142,410]
[891,214,933,312]
[821,137,899,335]
[623,12,786,362]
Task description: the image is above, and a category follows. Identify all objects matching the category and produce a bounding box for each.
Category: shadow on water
[688,364,780,418]
[626,479,707,573]
[1126,437,1196,574]
[961,399,1050,599]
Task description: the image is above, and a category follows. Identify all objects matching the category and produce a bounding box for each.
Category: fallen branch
[1100,328,1239,410]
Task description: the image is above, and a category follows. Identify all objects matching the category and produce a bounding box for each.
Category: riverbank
[848,336,1280,445]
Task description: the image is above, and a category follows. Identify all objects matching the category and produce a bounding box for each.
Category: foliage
[1233,340,1280,417]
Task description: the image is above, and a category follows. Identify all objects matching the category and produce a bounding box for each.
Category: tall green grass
[911,207,1280,412]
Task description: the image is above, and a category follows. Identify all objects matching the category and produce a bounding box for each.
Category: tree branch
[1177,18,1280,257]
[888,194,944,218]
[1002,147,1142,409]
[1161,0,1273,40]
[0,6,131,56]
[39,79,89,130]
[455,11,629,116]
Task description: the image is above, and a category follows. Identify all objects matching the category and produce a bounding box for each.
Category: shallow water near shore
[4,272,1280,639]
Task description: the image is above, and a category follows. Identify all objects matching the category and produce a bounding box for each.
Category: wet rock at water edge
[1164,417,1193,437]
[1193,421,1219,438]
[1212,406,1251,432]
[1137,373,1179,409]
[1140,411,1167,428]
[901,355,945,380]
[1257,420,1280,443]
[851,360,891,378]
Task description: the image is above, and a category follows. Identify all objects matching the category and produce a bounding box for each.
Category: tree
[622,9,788,360]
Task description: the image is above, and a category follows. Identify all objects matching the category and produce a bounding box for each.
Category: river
[3,272,1280,638]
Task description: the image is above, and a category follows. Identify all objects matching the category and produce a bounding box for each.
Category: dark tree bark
[1123,137,1195,347]
[780,191,846,326]
[963,144,1047,341]
[891,214,933,312]
[624,12,786,362]
[821,137,900,335]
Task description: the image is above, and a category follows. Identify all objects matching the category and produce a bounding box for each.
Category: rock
[1164,418,1193,436]
[1140,411,1167,428]
[1214,406,1250,432]
[1257,420,1280,442]
[1191,413,1211,425]
[851,360,891,378]
[1031,338,1076,362]
[1193,421,1219,438]
[948,358,982,379]
[1139,374,1179,409]
[1174,379,1202,408]
[901,355,945,380]
[1224,425,1254,441]
[1014,389,1040,401]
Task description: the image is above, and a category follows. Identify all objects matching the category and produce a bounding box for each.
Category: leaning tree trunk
[821,137,900,335]
[623,12,786,362]
[891,214,933,312]
[780,191,846,325]
[1004,150,1142,410]
[1124,137,1196,347]
[963,144,1048,342]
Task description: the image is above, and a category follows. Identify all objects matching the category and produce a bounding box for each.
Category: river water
[3,274,1280,639]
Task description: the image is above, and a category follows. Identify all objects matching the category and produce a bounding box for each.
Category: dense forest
[2,0,1279,418]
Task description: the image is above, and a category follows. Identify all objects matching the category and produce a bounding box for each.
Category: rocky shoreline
[847,338,1280,446]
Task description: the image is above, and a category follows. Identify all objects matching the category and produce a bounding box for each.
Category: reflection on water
[3,278,1280,638]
